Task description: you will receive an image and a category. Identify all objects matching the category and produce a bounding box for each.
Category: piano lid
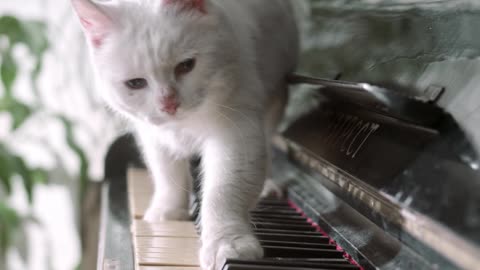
[278,76,480,269]
[295,0,480,151]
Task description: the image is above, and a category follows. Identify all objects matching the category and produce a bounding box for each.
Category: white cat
[71,0,299,269]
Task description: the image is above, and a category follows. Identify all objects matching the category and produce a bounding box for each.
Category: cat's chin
[144,115,170,125]
[144,113,185,126]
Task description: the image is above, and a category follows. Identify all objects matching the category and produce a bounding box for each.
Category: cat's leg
[260,84,288,198]
[199,124,266,270]
[143,157,192,221]
[137,134,192,222]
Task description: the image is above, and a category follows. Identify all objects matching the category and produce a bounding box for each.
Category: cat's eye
[175,58,196,78]
[125,78,148,90]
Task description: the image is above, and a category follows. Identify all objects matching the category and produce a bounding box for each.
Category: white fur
[72,0,299,269]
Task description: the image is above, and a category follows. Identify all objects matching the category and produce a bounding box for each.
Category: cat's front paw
[260,178,283,199]
[200,233,263,270]
[143,206,190,222]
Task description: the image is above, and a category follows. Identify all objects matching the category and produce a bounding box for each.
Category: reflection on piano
[98,77,480,270]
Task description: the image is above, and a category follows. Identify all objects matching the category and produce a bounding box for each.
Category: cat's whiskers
[206,100,257,164]
[169,175,190,193]
[208,101,258,131]
[165,159,191,194]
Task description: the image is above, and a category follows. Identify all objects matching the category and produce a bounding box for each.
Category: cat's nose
[159,94,179,115]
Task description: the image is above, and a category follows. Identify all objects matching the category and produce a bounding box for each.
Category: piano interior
[98,2,480,270]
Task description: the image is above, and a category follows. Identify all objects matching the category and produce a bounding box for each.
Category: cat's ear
[163,0,207,14]
[71,0,113,48]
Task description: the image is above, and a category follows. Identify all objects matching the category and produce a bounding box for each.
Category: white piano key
[134,237,200,249]
[128,169,154,219]
[137,254,200,267]
[138,267,200,270]
[133,221,198,238]
[128,169,201,269]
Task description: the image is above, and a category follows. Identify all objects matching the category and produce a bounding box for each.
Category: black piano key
[259,240,337,250]
[251,213,308,219]
[194,199,360,269]
[255,232,330,244]
[190,202,200,216]
[255,201,291,207]
[223,264,349,270]
[251,213,305,219]
[256,199,289,203]
[251,218,310,226]
[251,213,304,219]
[256,200,290,204]
[251,216,309,223]
[263,245,344,259]
[251,206,299,212]
[222,259,360,270]
[251,209,301,216]
[263,258,354,265]
[252,222,317,232]
[254,206,296,212]
[190,206,200,219]
[254,228,327,236]
[223,264,316,270]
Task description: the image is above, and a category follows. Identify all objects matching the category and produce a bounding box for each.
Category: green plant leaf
[58,116,90,199]
[0,49,17,96]
[21,21,49,58]
[30,61,43,99]
[9,100,32,130]
[0,16,24,45]
[0,143,47,202]
[0,15,50,262]
[0,15,46,128]
[15,166,48,204]
[0,163,12,194]
[0,202,20,260]
[0,144,14,195]
[0,16,49,57]
[0,98,33,130]
[30,169,48,185]
[12,156,34,203]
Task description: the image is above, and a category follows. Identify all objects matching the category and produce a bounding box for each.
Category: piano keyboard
[127,169,362,270]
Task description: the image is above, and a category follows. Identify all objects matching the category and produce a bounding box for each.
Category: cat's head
[72,0,235,124]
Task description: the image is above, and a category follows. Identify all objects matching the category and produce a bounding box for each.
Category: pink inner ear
[163,0,206,14]
[72,0,112,48]
[90,35,105,48]
[79,17,107,47]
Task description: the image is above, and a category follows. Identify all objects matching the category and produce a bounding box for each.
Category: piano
[98,74,480,270]
[97,2,480,270]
